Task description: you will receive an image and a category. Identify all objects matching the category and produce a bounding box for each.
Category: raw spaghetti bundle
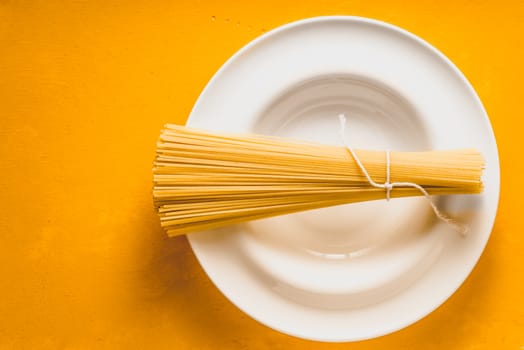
[153,121,484,236]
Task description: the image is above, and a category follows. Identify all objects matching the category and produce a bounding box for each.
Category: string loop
[338,114,468,235]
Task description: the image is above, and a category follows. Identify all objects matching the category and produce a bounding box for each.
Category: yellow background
[1,1,523,348]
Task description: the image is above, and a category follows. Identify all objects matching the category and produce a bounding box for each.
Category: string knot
[384,182,393,201]
[337,114,467,235]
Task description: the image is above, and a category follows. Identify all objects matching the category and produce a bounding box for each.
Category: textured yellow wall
[0,1,523,348]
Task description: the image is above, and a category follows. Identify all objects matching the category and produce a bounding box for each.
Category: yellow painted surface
[0,1,523,348]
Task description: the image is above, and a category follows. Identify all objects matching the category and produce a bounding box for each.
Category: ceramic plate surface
[185,16,499,342]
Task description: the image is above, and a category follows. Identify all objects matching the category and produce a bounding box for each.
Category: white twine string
[338,114,468,235]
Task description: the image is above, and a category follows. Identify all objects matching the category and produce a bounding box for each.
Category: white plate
[185,16,499,342]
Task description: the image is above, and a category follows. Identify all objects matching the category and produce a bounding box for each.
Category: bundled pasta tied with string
[153,117,484,236]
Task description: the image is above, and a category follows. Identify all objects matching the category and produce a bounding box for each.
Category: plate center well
[250,74,433,256]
